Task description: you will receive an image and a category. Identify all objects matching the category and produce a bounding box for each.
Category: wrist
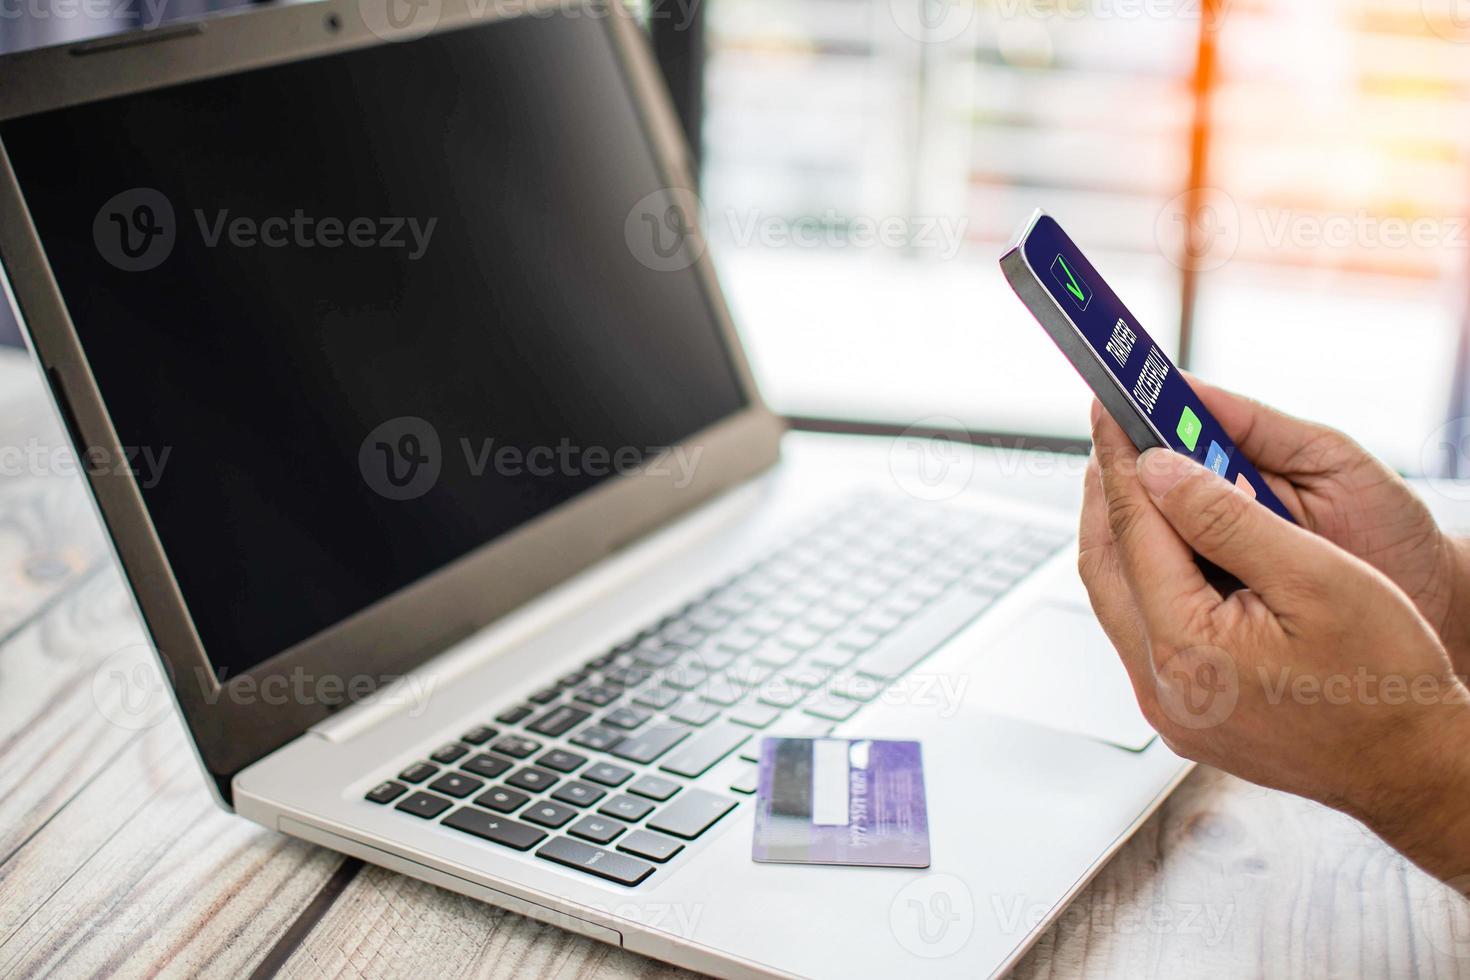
[1357,695,1470,887]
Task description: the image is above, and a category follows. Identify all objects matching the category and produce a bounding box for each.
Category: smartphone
[1000,209,1294,524]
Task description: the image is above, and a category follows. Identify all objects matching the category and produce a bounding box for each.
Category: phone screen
[1016,214,1294,523]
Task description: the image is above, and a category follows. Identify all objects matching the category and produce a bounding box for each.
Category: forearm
[1355,698,1470,890]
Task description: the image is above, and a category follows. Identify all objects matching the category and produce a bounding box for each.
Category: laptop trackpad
[968,602,1157,751]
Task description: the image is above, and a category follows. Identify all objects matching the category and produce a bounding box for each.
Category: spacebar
[854,588,996,681]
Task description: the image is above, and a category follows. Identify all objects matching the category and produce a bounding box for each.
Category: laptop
[0,2,1191,975]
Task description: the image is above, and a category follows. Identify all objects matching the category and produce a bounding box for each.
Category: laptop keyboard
[361,494,1071,886]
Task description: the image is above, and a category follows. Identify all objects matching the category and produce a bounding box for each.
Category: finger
[1078,452,1154,698]
[1136,446,1339,604]
[1183,373,1343,476]
[1092,409,1218,648]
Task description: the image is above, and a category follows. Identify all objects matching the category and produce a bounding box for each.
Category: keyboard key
[490,735,541,759]
[429,743,468,764]
[633,644,680,668]
[802,693,860,722]
[610,724,691,765]
[551,781,607,807]
[627,775,680,802]
[728,703,781,729]
[569,815,628,845]
[365,780,407,804]
[399,762,438,783]
[668,700,720,727]
[632,686,680,710]
[699,675,743,706]
[506,767,559,793]
[808,645,856,669]
[583,762,634,787]
[523,800,578,829]
[536,749,587,773]
[461,754,513,779]
[602,706,650,730]
[557,670,589,688]
[659,664,708,693]
[395,791,452,819]
[535,837,654,886]
[428,772,484,798]
[752,644,800,668]
[528,688,560,705]
[599,794,656,822]
[828,672,884,702]
[647,789,738,840]
[475,786,530,813]
[659,723,749,778]
[604,666,651,688]
[730,765,760,794]
[855,587,993,681]
[569,725,624,752]
[496,705,534,725]
[617,830,685,864]
[527,704,591,738]
[574,684,621,707]
[757,683,803,709]
[443,809,547,851]
[460,725,498,745]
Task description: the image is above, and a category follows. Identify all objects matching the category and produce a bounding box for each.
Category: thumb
[1136,448,1331,598]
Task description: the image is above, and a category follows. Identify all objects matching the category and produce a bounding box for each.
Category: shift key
[648,789,738,840]
[659,723,749,778]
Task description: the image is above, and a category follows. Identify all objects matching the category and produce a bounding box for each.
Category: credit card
[751,737,931,868]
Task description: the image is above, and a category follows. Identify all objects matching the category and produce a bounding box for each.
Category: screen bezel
[0,0,785,806]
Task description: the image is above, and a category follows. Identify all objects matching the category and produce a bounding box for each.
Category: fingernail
[1137,449,1193,497]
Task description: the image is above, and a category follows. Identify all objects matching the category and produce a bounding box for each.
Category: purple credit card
[751,737,931,868]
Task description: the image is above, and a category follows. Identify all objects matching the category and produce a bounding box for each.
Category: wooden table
[2,348,1469,979]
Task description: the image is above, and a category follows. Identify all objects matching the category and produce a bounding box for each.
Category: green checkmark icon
[1057,255,1085,303]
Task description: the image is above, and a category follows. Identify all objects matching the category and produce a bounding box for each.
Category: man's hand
[1183,376,1470,673]
[1080,406,1470,886]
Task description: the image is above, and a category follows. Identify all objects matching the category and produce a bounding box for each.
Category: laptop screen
[2,14,747,680]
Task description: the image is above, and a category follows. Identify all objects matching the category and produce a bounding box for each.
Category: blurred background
[4,0,1470,472]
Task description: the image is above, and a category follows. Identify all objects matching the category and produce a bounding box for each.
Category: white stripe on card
[811,738,850,826]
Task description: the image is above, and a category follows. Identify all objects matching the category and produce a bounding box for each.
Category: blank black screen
[3,14,746,678]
